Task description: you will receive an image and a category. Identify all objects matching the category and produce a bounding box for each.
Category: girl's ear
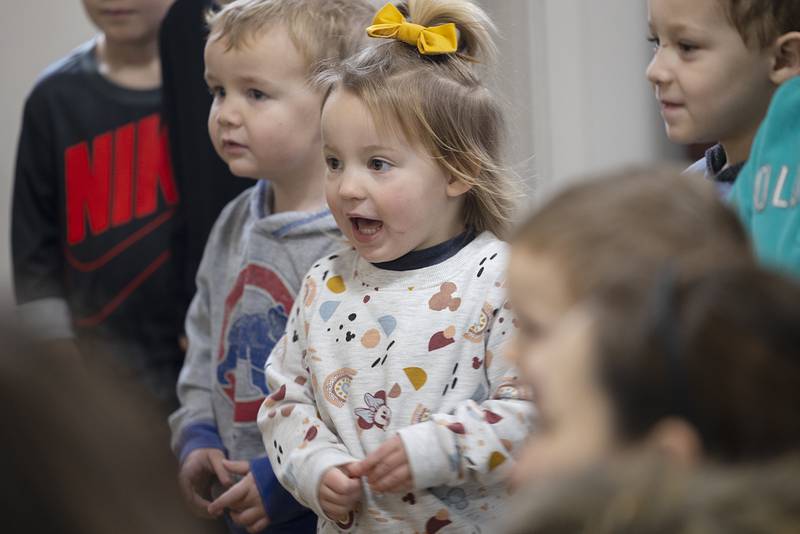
[646,417,702,466]
[770,32,800,85]
[446,176,473,198]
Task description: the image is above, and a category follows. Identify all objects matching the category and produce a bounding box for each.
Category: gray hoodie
[169,179,340,528]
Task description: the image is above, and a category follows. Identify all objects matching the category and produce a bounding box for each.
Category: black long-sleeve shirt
[12,40,184,402]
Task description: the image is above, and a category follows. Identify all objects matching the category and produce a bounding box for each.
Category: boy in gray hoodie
[168,1,373,533]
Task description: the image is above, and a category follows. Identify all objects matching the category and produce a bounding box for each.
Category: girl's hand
[319,465,362,521]
[353,436,413,493]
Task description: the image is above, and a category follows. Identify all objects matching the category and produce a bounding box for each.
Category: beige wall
[0,3,95,306]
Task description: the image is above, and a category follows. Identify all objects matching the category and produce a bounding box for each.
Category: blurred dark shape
[0,322,217,534]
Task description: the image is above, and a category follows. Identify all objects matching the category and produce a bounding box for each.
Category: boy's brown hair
[592,263,800,462]
[721,0,800,48]
[514,166,753,302]
[207,0,375,76]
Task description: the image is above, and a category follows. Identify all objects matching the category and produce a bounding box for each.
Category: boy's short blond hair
[721,0,800,48]
[207,0,375,76]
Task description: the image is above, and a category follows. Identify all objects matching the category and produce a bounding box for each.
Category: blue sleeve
[250,456,311,525]
[177,422,226,464]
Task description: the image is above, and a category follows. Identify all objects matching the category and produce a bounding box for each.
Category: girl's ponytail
[401,0,497,66]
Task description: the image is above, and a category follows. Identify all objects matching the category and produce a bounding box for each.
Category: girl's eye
[209,86,225,99]
[326,156,342,171]
[646,35,660,50]
[248,89,267,100]
[368,158,392,172]
[678,41,698,53]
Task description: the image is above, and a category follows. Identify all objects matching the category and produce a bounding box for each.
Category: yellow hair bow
[366,3,458,55]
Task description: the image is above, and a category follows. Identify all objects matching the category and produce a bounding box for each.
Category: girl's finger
[366,449,405,483]
[373,465,411,493]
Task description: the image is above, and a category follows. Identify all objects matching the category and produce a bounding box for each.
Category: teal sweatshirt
[731,76,800,277]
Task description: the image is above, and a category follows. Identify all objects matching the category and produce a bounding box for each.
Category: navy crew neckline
[705,143,744,184]
[372,230,476,271]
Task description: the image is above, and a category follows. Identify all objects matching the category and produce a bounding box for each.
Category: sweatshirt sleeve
[12,90,74,339]
[398,288,535,490]
[730,159,754,228]
[168,224,222,460]
[258,275,358,520]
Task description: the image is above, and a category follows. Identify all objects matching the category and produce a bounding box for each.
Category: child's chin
[226,163,258,179]
[355,245,393,264]
[664,126,697,145]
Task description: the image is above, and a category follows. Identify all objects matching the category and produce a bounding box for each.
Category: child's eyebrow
[362,144,397,153]
[237,74,273,87]
[663,21,704,35]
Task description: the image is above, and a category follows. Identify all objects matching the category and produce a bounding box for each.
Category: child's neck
[95,33,161,90]
[269,164,328,214]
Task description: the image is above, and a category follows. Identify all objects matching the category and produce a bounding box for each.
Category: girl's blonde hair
[317,0,518,238]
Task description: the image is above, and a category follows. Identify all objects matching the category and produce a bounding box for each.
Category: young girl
[258,1,532,531]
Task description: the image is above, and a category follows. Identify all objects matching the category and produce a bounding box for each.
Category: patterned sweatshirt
[258,231,535,533]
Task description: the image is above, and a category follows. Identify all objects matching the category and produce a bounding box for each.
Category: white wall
[481,0,684,202]
[0,3,95,307]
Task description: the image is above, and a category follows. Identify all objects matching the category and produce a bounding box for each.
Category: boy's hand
[319,464,362,521]
[178,335,189,352]
[178,448,233,518]
[208,460,270,533]
[351,436,413,493]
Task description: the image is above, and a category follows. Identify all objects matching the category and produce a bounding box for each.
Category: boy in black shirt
[12,0,182,408]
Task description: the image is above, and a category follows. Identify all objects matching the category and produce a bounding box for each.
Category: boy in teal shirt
[731,76,800,277]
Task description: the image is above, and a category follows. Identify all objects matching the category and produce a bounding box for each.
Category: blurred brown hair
[514,166,753,302]
[0,325,214,534]
[503,453,800,534]
[592,263,800,462]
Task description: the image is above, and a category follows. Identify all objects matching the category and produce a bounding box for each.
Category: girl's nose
[337,169,367,201]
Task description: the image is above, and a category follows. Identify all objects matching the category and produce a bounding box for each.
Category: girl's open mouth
[350,217,383,241]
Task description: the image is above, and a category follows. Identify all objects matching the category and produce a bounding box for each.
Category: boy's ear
[446,175,472,198]
[770,32,800,85]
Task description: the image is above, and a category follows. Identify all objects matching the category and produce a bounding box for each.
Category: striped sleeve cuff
[177,422,226,464]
